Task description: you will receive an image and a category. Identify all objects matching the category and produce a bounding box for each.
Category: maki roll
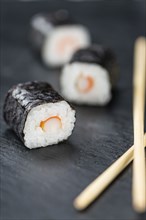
[30,10,91,67]
[3,81,76,149]
[30,10,71,52]
[61,45,118,105]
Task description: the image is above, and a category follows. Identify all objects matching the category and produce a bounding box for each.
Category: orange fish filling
[40,116,62,132]
[76,74,94,93]
[56,36,78,55]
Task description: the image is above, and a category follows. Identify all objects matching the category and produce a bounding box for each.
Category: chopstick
[132,37,146,212]
[74,133,146,211]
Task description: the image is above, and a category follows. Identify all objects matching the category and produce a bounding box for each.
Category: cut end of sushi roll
[61,62,111,105]
[60,45,118,105]
[3,81,76,149]
[24,101,75,149]
[29,10,72,52]
[70,45,118,87]
[42,25,91,67]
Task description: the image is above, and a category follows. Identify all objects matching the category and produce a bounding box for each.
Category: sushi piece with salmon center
[29,10,91,67]
[3,81,76,149]
[61,45,118,105]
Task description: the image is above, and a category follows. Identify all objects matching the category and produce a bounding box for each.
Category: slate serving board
[0,0,146,220]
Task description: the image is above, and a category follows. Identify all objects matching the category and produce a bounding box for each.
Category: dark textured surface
[0,1,146,220]
[70,45,118,86]
[3,81,64,142]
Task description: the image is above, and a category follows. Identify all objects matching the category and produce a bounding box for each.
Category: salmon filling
[76,74,94,93]
[57,36,78,55]
[40,116,62,132]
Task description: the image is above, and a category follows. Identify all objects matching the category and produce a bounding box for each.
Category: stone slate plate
[0,0,146,220]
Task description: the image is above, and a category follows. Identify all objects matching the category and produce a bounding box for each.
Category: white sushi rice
[61,62,112,105]
[42,25,91,67]
[23,101,76,149]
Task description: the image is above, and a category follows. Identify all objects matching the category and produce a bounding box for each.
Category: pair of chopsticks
[74,37,146,212]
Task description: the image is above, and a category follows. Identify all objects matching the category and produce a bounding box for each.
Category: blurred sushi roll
[61,45,118,105]
[30,10,71,52]
[3,81,76,149]
[29,10,91,67]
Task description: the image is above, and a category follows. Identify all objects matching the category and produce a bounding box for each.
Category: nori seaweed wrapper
[3,81,64,142]
[70,45,119,87]
[29,10,73,52]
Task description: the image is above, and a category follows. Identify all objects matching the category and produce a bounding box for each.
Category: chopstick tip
[73,198,85,211]
[133,199,146,213]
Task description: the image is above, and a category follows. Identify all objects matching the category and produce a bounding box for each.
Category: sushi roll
[29,10,91,67]
[29,10,72,52]
[3,81,76,149]
[61,45,118,105]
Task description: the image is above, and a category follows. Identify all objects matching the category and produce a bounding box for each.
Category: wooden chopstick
[132,37,146,212]
[74,133,146,211]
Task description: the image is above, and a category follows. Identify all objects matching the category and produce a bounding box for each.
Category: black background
[0,0,146,219]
